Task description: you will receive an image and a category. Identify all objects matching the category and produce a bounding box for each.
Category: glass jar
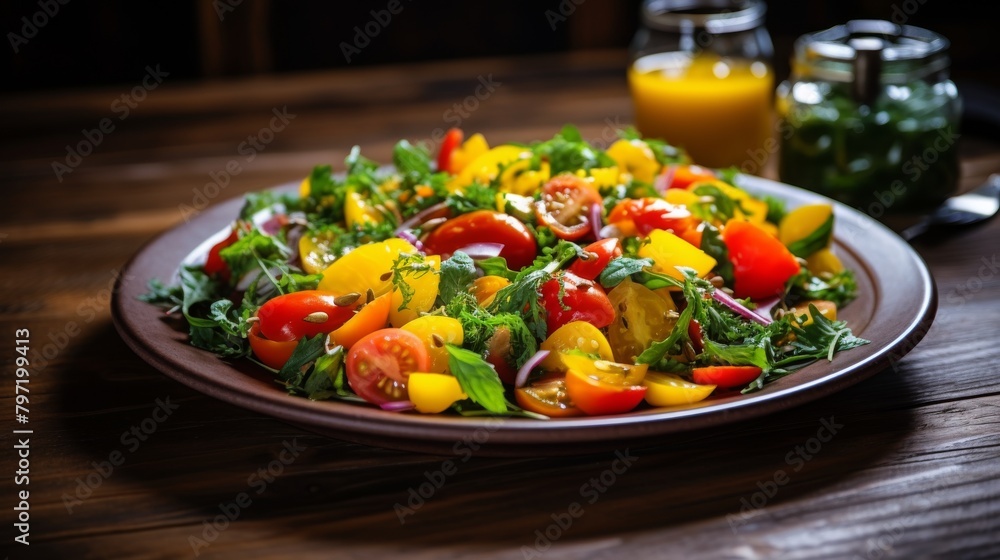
[628,0,774,169]
[777,20,961,221]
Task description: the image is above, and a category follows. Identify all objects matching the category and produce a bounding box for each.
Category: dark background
[1,0,997,93]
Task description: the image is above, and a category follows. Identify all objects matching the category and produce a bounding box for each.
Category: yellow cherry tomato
[607,139,660,184]
[607,278,678,363]
[806,248,844,276]
[779,204,834,248]
[299,176,311,197]
[408,373,468,413]
[318,238,416,297]
[643,372,716,406]
[328,293,392,350]
[539,321,614,372]
[470,275,511,306]
[299,231,338,275]
[401,316,464,373]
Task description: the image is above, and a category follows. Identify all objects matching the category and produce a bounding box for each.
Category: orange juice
[628,52,774,169]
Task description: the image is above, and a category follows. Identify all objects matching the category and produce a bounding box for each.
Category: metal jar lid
[793,20,951,104]
[640,0,766,34]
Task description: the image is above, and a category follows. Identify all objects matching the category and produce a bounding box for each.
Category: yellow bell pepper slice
[408,373,468,413]
[448,145,531,192]
[574,166,621,190]
[389,255,441,328]
[448,133,489,174]
[318,238,416,297]
[638,229,717,282]
[779,203,834,257]
[344,190,383,228]
[607,139,660,184]
[500,159,551,195]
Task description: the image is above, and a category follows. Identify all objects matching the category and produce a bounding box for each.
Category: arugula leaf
[219,229,290,287]
[532,127,616,174]
[446,181,499,214]
[488,240,581,339]
[139,278,182,310]
[439,252,477,304]
[445,344,508,413]
[781,304,869,365]
[276,334,327,388]
[636,273,702,365]
[702,340,770,370]
[699,224,734,286]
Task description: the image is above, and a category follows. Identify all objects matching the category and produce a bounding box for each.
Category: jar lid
[640,0,766,34]
[794,20,950,86]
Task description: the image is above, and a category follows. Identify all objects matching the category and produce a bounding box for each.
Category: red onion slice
[712,288,772,326]
[456,243,504,259]
[394,202,450,235]
[395,229,425,252]
[380,400,416,412]
[589,202,604,240]
[654,165,677,193]
[753,296,782,323]
[515,350,551,388]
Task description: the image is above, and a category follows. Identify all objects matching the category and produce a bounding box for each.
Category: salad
[143,125,867,419]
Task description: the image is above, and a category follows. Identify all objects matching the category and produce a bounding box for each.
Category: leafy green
[636,272,703,365]
[618,127,688,166]
[780,304,869,365]
[439,252,478,304]
[219,229,291,286]
[478,256,517,281]
[762,194,787,224]
[789,269,859,308]
[390,252,436,312]
[532,125,616,174]
[699,224,734,286]
[445,344,508,413]
[598,256,654,289]
[392,140,432,177]
[690,184,749,223]
[786,214,834,258]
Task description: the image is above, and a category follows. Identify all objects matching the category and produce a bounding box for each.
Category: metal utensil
[902,174,1000,241]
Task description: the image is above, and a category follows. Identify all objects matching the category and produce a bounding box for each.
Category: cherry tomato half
[203,226,240,281]
[608,198,696,238]
[540,271,615,336]
[662,164,717,190]
[515,376,582,418]
[346,328,430,405]
[422,210,538,271]
[691,365,762,389]
[565,367,647,416]
[567,238,622,281]
[535,174,603,241]
[247,322,298,370]
[437,128,464,173]
[257,291,358,342]
[723,219,801,300]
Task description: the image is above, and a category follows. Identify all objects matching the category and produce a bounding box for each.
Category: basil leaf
[445,344,508,414]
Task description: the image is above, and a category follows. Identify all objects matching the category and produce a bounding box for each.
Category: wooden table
[2,51,999,559]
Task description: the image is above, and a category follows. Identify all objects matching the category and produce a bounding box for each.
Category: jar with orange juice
[628,0,774,170]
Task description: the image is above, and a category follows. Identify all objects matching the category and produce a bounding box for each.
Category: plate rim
[112,174,937,455]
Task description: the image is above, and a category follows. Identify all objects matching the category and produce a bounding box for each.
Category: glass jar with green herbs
[777,20,961,221]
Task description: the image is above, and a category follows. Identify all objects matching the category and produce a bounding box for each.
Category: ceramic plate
[112,175,936,456]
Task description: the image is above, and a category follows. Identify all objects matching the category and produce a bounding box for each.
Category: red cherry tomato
[688,319,705,354]
[565,369,647,416]
[346,328,430,405]
[661,164,717,190]
[423,210,537,270]
[691,366,762,389]
[247,322,298,370]
[568,238,622,281]
[608,198,696,238]
[257,291,358,342]
[535,174,603,241]
[723,219,801,300]
[203,226,240,281]
[484,325,518,385]
[540,271,615,335]
[515,376,583,417]
[437,128,463,173]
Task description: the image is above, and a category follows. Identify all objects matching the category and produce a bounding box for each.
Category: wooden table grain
[2,50,999,559]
